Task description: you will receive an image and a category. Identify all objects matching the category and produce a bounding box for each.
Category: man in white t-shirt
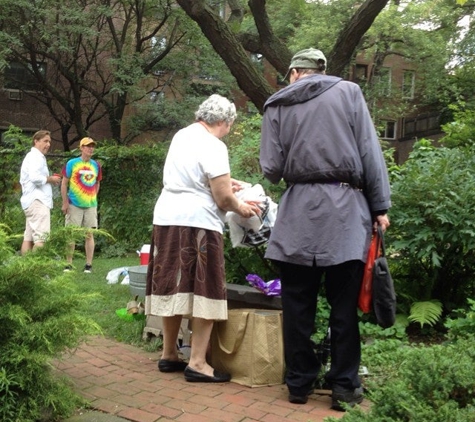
[20,130,62,254]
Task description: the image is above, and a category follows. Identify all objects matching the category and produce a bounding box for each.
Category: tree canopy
[1,0,474,146]
[0,0,235,147]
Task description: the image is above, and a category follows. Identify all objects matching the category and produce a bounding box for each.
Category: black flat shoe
[288,385,314,404]
[331,386,364,411]
[158,359,188,373]
[288,393,308,404]
[184,366,231,383]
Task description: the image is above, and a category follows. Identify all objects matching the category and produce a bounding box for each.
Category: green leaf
[408,301,443,327]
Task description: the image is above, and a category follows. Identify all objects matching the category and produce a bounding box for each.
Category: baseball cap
[79,137,96,147]
[284,48,327,80]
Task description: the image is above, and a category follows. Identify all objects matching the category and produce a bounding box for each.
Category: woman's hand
[237,200,262,218]
[230,178,250,193]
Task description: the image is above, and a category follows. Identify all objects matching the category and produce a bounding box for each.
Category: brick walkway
[54,336,369,422]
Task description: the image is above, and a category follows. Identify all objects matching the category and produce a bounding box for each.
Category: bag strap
[376,226,386,257]
[216,311,250,355]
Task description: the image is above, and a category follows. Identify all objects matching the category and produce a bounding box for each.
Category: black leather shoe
[158,359,188,373]
[184,366,231,383]
[288,385,314,404]
[331,386,364,411]
[288,394,308,404]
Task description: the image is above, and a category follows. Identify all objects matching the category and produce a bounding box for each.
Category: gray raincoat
[260,74,391,267]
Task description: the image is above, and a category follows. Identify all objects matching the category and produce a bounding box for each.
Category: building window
[404,113,440,138]
[375,67,391,96]
[404,119,415,137]
[402,70,415,99]
[353,64,368,84]
[379,120,396,140]
[4,61,46,92]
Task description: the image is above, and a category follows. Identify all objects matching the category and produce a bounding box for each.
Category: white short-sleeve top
[153,122,230,234]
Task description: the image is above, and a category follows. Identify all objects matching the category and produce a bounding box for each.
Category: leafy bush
[227,113,286,201]
[223,114,284,283]
[327,337,475,421]
[0,227,100,421]
[445,298,475,340]
[0,126,31,216]
[359,316,408,342]
[95,142,169,251]
[440,103,475,148]
[387,139,475,314]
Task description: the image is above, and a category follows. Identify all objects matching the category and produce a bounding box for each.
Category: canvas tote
[210,308,285,387]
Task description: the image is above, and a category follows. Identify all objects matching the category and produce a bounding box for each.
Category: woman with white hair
[145,94,260,383]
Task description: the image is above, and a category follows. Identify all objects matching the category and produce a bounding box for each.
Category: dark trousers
[278,260,364,396]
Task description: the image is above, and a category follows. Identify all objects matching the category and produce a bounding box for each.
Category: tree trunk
[327,0,390,76]
[176,0,274,112]
[177,0,390,111]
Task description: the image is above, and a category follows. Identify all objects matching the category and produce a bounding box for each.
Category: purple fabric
[246,274,281,296]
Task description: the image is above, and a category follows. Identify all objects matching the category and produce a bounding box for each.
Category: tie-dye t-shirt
[62,157,102,208]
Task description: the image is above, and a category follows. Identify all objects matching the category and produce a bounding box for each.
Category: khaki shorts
[65,204,98,228]
[24,200,50,244]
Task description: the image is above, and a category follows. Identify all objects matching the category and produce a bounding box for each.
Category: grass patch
[66,255,157,349]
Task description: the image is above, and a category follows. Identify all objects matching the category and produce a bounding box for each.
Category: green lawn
[67,255,158,349]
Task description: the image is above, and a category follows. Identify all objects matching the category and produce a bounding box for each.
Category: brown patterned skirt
[144,225,228,320]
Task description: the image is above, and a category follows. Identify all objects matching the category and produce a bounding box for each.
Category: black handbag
[372,226,396,328]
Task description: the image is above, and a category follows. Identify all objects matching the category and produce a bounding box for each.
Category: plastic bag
[358,231,381,313]
[106,267,128,284]
[246,274,281,296]
[226,184,278,248]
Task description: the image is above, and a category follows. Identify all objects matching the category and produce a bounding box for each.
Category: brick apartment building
[0,63,111,151]
[1,52,443,162]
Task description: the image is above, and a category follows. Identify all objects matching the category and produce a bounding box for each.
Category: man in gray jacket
[260,48,391,410]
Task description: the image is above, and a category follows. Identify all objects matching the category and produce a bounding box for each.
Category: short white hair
[195,94,237,125]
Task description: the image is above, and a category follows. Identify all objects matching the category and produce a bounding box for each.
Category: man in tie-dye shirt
[61,137,102,273]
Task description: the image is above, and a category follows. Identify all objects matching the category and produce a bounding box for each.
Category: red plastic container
[138,244,150,265]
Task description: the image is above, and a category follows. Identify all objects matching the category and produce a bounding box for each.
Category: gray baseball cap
[284,48,327,80]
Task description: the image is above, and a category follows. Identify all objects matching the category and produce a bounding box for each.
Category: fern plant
[408,300,443,327]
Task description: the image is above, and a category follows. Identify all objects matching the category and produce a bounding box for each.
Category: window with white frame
[379,120,396,140]
[402,70,415,99]
[375,67,391,96]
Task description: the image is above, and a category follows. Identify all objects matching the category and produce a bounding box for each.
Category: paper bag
[210,308,284,387]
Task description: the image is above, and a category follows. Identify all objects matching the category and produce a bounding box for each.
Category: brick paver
[54,336,368,422]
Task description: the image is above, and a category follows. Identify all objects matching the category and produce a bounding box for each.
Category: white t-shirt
[20,147,53,210]
[153,122,230,233]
